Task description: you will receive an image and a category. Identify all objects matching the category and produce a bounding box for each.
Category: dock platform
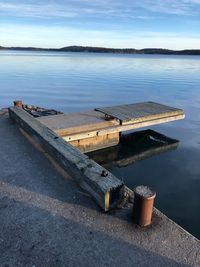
[37,101,184,152]
[95,101,184,125]
[8,101,185,213]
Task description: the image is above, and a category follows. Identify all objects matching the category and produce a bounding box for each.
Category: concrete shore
[0,110,199,267]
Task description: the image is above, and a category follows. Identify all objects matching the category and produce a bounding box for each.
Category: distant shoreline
[0,45,200,55]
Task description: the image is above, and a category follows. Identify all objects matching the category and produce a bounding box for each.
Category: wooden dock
[8,101,184,211]
[37,101,184,152]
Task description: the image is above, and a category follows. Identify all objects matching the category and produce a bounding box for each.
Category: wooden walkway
[8,101,185,211]
[95,101,184,125]
[37,102,184,152]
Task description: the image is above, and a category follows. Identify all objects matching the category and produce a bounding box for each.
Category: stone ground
[0,111,199,267]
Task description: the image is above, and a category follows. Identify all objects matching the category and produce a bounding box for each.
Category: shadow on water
[87,129,179,168]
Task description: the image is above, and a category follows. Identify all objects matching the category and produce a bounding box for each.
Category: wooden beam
[9,107,124,211]
[60,114,184,141]
[97,114,185,136]
[62,114,184,141]
[68,133,119,153]
[63,130,98,142]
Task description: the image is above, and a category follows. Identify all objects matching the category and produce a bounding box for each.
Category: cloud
[132,0,200,16]
[0,0,199,20]
[1,0,200,49]
[0,2,78,18]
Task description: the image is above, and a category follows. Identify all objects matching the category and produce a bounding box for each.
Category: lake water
[1,51,200,239]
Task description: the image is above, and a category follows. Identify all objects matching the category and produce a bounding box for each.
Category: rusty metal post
[13,100,23,108]
[132,185,156,227]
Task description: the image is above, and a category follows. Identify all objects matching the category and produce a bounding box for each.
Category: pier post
[13,100,23,108]
[133,185,156,227]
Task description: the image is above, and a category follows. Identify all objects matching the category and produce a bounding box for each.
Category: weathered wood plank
[95,102,184,125]
[37,110,119,136]
[97,114,185,136]
[68,133,119,153]
[63,113,184,141]
[63,130,98,142]
[36,103,184,144]
[9,107,124,211]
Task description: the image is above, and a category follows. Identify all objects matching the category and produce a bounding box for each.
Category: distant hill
[0,45,200,55]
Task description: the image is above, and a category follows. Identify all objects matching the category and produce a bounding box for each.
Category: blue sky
[0,0,200,49]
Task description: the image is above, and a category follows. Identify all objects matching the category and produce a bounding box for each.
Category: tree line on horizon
[0,45,200,55]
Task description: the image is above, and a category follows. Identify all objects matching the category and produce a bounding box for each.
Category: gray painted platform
[0,110,199,266]
[95,101,184,125]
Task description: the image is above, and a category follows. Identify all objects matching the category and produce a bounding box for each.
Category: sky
[0,0,200,49]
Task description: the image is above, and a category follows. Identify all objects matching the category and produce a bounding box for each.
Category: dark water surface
[1,51,200,239]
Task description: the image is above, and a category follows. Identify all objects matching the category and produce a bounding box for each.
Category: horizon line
[1,45,200,51]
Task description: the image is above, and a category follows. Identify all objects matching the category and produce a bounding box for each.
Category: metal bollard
[13,100,23,108]
[133,185,156,227]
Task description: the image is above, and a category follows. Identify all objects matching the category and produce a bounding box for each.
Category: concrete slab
[0,111,199,267]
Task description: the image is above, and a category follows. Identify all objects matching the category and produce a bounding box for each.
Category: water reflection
[87,130,179,168]
[87,129,179,171]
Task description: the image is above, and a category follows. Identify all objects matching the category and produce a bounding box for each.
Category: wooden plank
[9,107,124,211]
[68,133,119,153]
[63,130,98,142]
[37,110,119,136]
[95,102,184,125]
[97,114,185,136]
[58,113,184,141]
[37,103,184,142]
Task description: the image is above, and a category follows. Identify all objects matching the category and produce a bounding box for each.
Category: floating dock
[37,101,184,153]
[8,101,184,212]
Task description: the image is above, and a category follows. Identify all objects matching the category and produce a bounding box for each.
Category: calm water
[1,51,200,239]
